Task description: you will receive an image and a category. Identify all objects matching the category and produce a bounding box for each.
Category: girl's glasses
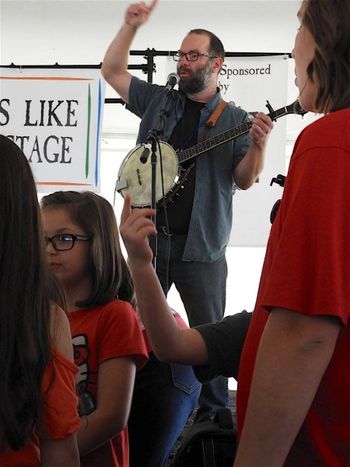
[45,234,90,251]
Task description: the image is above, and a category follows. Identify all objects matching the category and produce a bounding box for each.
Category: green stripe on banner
[85,84,92,177]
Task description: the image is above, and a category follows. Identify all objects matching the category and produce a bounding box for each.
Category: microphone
[140,143,151,163]
[165,72,180,92]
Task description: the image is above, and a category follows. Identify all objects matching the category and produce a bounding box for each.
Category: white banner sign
[0,67,105,192]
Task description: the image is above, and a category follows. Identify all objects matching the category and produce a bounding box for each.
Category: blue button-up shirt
[127,76,252,262]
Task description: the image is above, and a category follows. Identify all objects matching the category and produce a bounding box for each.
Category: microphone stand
[147,129,159,269]
[143,103,171,270]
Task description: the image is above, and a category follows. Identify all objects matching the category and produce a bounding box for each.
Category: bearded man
[102,0,272,431]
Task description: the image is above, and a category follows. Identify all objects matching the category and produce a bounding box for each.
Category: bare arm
[120,196,209,365]
[50,305,75,361]
[40,307,80,466]
[234,308,340,467]
[101,0,158,102]
[40,435,80,467]
[233,112,273,189]
[78,357,136,457]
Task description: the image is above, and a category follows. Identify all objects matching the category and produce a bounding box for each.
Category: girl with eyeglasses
[41,191,148,467]
[0,136,80,466]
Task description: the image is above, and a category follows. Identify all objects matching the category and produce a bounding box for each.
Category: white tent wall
[1,1,308,135]
[1,0,315,320]
[2,1,300,61]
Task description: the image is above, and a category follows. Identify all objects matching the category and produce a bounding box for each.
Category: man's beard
[178,61,212,94]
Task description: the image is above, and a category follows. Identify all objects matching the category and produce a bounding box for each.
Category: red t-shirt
[1,350,80,466]
[70,299,148,467]
[238,108,350,466]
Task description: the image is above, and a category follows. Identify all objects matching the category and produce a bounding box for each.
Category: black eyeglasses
[46,234,90,251]
[173,51,217,62]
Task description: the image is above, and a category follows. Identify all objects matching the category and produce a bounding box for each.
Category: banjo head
[116,141,179,207]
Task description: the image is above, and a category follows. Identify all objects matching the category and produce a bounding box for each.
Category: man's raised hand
[125,0,158,30]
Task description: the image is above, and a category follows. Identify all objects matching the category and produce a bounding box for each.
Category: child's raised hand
[120,195,157,266]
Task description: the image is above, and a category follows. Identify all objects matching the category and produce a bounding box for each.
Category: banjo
[115,100,307,207]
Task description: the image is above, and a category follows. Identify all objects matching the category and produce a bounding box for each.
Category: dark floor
[165,390,237,466]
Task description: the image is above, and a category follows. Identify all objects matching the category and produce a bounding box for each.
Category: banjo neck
[177,100,307,164]
[116,99,307,207]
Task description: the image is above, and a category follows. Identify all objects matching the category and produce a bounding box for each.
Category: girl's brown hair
[0,135,60,450]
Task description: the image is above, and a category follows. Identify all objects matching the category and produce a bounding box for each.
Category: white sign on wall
[218,55,290,246]
[0,67,105,192]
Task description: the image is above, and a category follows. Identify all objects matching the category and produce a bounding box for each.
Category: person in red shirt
[41,191,148,467]
[0,136,80,467]
[234,1,350,465]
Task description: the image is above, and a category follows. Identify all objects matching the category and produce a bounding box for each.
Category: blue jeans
[155,233,229,422]
[128,352,201,467]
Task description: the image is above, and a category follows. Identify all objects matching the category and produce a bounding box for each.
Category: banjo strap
[200,98,228,142]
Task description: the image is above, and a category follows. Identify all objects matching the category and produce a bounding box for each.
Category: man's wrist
[124,22,139,33]
[251,138,266,150]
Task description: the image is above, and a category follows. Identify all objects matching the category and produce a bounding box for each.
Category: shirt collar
[204,88,222,113]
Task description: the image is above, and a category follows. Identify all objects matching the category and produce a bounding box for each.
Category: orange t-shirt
[0,350,80,466]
